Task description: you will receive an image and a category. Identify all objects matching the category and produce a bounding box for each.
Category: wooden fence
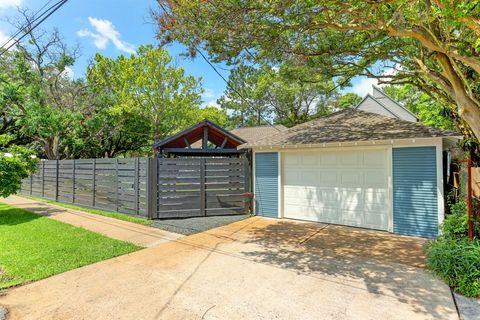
[20,158,150,217]
[157,157,250,218]
[20,157,250,219]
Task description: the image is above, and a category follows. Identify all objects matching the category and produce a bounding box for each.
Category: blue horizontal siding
[255,152,278,218]
[393,146,438,238]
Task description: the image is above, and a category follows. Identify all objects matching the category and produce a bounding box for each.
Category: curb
[0,305,8,320]
[453,292,480,320]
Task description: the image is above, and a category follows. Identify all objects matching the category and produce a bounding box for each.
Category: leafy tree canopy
[154,0,480,142]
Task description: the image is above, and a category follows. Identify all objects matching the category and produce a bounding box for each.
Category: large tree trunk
[436,53,480,139]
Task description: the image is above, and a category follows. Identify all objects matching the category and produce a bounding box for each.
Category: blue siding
[393,147,438,238]
[255,152,278,218]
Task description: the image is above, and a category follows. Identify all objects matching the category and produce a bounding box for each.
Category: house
[241,109,462,238]
[356,85,418,122]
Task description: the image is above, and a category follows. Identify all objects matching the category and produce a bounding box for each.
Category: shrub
[425,237,480,297]
[441,199,480,239]
[0,135,38,197]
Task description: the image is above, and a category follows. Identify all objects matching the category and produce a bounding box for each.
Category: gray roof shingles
[240,109,461,148]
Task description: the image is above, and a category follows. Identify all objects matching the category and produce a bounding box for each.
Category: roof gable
[372,86,419,121]
[153,119,246,150]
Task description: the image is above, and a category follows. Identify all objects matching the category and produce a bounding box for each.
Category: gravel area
[454,292,480,320]
[152,214,249,235]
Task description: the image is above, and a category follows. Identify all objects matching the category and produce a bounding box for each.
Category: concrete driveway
[0,217,457,320]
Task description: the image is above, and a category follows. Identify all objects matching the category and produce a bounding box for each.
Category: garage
[282,148,390,230]
[247,109,462,237]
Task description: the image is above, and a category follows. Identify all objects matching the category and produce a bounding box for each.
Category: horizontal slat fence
[20,158,149,218]
[20,156,251,219]
[157,157,249,218]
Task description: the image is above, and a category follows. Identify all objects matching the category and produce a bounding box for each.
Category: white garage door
[283,148,390,231]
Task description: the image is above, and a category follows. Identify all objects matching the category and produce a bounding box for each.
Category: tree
[0,134,37,197]
[383,84,455,130]
[193,106,230,128]
[218,65,272,127]
[88,45,203,144]
[218,63,338,127]
[1,9,88,160]
[337,93,362,109]
[154,0,480,141]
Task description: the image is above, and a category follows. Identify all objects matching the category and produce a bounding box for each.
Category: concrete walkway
[1,195,182,247]
[0,217,457,320]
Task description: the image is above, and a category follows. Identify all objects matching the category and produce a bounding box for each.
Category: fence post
[146,157,158,219]
[92,159,96,207]
[72,159,76,204]
[115,158,119,212]
[244,156,250,192]
[30,172,33,195]
[41,161,45,197]
[55,160,59,201]
[134,157,139,215]
[200,158,206,216]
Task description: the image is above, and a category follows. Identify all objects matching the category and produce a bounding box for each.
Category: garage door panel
[339,171,361,186]
[363,149,387,168]
[364,172,387,187]
[283,149,390,231]
[319,172,338,186]
[319,152,337,166]
[301,153,319,165]
[340,151,361,166]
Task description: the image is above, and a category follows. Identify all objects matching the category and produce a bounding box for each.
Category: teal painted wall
[255,152,278,218]
[393,146,438,238]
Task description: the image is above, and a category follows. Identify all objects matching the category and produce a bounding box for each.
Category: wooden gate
[156,157,250,218]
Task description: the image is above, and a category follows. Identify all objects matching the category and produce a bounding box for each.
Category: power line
[0,0,56,49]
[158,2,281,131]
[0,0,69,57]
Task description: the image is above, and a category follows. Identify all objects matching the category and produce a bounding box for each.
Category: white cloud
[0,29,16,49]
[201,88,223,109]
[351,77,382,96]
[202,88,217,99]
[77,17,135,54]
[0,0,22,10]
[61,66,74,79]
[350,66,398,96]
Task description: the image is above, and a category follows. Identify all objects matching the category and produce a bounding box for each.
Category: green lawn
[0,202,142,289]
[23,196,153,226]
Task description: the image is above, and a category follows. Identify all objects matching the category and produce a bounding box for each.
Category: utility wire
[0,0,69,57]
[0,0,55,49]
[158,2,281,131]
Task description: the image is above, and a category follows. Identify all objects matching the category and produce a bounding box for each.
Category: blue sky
[0,0,377,107]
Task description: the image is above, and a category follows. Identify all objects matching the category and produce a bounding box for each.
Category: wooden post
[200,158,206,216]
[41,161,45,197]
[72,159,76,204]
[468,158,473,240]
[30,172,33,195]
[146,157,158,219]
[55,160,59,201]
[134,157,139,215]
[244,156,250,192]
[115,158,119,212]
[202,126,208,149]
[92,159,96,207]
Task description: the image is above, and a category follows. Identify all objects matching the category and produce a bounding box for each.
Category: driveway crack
[298,224,330,245]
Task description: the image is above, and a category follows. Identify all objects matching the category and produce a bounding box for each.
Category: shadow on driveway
[239,220,453,320]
